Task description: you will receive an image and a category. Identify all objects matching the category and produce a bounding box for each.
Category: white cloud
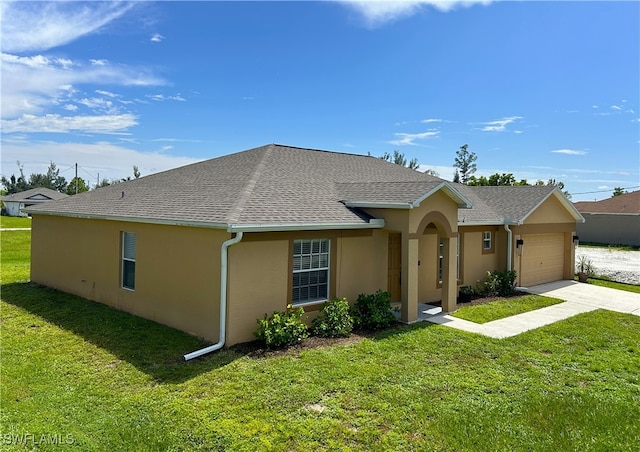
[63,104,78,111]
[339,1,493,26]
[1,52,165,119]
[1,113,138,134]
[610,105,623,111]
[147,94,186,102]
[478,116,522,132]
[96,90,118,98]
[77,97,120,115]
[151,33,165,43]
[90,59,109,66]
[0,1,136,53]
[388,130,439,146]
[551,149,588,156]
[421,118,442,123]
[0,139,202,185]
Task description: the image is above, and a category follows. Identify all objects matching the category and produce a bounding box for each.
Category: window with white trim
[292,239,329,305]
[122,232,136,290]
[483,231,492,251]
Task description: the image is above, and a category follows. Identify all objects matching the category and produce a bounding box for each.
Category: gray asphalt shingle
[25,144,566,228]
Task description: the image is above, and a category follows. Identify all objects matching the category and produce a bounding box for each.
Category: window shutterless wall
[30,215,228,343]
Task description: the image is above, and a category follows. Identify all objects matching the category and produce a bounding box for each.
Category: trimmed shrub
[476,270,517,297]
[351,290,396,331]
[255,306,308,348]
[312,297,353,338]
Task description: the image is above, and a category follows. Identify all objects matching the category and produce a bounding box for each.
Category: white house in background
[1,188,69,217]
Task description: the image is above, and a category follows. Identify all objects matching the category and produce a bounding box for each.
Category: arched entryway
[398,210,458,323]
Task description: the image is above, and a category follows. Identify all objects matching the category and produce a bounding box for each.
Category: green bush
[312,297,353,338]
[476,270,517,297]
[351,290,396,331]
[255,306,308,348]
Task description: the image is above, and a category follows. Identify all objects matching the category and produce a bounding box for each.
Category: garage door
[520,233,565,287]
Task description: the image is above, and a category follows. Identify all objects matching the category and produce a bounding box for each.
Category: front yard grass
[451,294,564,324]
[586,277,640,294]
[2,229,639,450]
[0,215,32,229]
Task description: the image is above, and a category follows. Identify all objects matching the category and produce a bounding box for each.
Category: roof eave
[24,209,230,230]
[227,219,385,233]
[343,201,413,210]
[412,182,473,209]
[519,187,586,224]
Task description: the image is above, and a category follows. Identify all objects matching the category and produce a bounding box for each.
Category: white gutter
[24,210,230,230]
[228,219,385,232]
[504,223,513,272]
[184,231,244,361]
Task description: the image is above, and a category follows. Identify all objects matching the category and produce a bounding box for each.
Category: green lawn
[451,294,564,324]
[2,231,639,450]
[587,278,640,294]
[0,215,32,229]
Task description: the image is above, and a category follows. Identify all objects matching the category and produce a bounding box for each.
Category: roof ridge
[226,144,273,223]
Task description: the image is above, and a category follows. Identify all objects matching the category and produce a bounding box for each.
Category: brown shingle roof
[25,144,582,229]
[25,144,445,229]
[456,185,563,224]
[574,190,640,214]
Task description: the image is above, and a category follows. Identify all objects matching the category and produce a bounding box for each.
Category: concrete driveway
[525,280,640,316]
[423,280,639,338]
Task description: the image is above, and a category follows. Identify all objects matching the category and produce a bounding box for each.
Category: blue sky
[1,1,638,201]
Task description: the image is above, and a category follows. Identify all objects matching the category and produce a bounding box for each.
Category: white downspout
[504,224,513,272]
[184,231,244,361]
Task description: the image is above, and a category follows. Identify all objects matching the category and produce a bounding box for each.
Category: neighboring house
[574,191,640,246]
[26,144,584,354]
[1,187,68,217]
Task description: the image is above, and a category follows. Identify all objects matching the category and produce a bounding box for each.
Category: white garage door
[520,233,565,287]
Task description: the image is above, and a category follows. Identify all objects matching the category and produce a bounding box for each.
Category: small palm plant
[576,255,595,282]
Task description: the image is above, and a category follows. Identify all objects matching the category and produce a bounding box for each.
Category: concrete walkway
[0,228,31,231]
[420,280,640,339]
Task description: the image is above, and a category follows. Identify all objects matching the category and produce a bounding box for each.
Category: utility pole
[75,163,78,194]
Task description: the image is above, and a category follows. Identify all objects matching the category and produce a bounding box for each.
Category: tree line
[375,144,572,199]
[1,161,140,196]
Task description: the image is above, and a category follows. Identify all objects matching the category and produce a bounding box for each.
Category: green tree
[67,177,89,195]
[453,144,477,184]
[95,178,112,189]
[467,173,529,186]
[371,150,419,170]
[612,187,626,197]
[121,165,142,182]
[1,161,30,194]
[46,161,67,192]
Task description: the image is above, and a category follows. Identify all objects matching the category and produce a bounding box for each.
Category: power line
[572,185,640,195]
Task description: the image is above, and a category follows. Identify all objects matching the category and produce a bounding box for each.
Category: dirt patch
[575,246,640,284]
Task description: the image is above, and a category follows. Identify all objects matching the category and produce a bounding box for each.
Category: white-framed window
[122,232,136,290]
[439,236,460,283]
[292,239,329,305]
[483,231,492,251]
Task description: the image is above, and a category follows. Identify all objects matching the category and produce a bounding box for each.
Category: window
[483,231,493,253]
[292,239,329,305]
[122,232,136,290]
[439,236,460,283]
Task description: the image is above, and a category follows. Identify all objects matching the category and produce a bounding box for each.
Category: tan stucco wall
[226,229,389,346]
[459,227,501,287]
[364,190,460,308]
[30,214,229,342]
[524,194,577,224]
